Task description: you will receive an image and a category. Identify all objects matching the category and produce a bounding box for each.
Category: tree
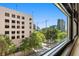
[20,37,32,51]
[56,32,67,42]
[20,31,46,53]
[30,31,46,49]
[40,27,67,43]
[0,35,16,55]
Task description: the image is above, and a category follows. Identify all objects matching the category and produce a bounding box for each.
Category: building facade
[0,7,33,47]
[57,19,65,32]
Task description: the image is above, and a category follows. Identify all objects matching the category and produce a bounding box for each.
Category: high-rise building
[0,7,33,47]
[57,19,65,31]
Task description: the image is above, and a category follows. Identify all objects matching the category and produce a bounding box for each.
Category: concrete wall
[0,6,33,47]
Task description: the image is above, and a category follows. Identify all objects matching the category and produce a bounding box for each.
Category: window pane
[24,3,68,55]
[12,14,15,18]
[0,3,69,56]
[5,12,10,17]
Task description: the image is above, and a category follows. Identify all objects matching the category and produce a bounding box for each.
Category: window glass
[12,31,15,34]
[22,16,25,19]
[17,15,20,19]
[11,36,15,39]
[0,3,69,56]
[5,12,10,17]
[12,20,15,23]
[12,26,15,28]
[17,31,20,34]
[17,21,20,24]
[5,25,9,28]
[24,3,68,55]
[5,19,9,23]
[12,14,15,18]
[5,31,9,34]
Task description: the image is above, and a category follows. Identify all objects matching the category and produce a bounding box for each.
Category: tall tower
[57,19,65,32]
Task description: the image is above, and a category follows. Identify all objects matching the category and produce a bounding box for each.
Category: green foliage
[30,31,46,48]
[56,32,67,42]
[0,35,16,55]
[20,31,46,51]
[20,37,32,51]
[40,27,67,42]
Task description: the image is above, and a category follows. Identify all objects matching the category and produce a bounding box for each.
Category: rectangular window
[17,26,20,29]
[22,26,24,29]
[5,12,10,17]
[12,26,15,28]
[3,3,71,56]
[17,36,20,39]
[11,36,15,39]
[29,22,32,25]
[12,20,15,23]
[17,15,20,19]
[12,14,15,18]
[25,3,69,56]
[17,21,20,24]
[5,19,9,23]
[22,16,25,19]
[22,22,24,24]
[12,31,15,34]
[29,18,32,21]
[29,26,32,29]
[29,31,31,34]
[22,31,24,33]
[17,31,20,34]
[5,25,9,28]
[22,35,24,38]
[5,31,9,34]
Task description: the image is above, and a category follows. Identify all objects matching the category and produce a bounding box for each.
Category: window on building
[17,26,20,29]
[29,18,32,21]
[5,25,9,28]
[12,31,15,34]
[5,31,9,34]
[22,31,24,33]
[11,36,15,39]
[17,36,20,39]
[17,31,20,34]
[22,35,24,38]
[12,26,15,28]
[22,26,24,29]
[12,14,15,18]
[5,12,10,17]
[29,22,32,25]
[29,26,32,29]
[5,19,9,23]
[17,21,20,24]
[12,20,15,23]
[29,31,31,34]
[22,22,24,24]
[22,16,25,19]
[17,15,20,19]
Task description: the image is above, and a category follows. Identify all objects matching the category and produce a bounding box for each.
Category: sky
[0,3,67,29]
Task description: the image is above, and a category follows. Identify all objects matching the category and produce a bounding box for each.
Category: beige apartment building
[0,7,33,47]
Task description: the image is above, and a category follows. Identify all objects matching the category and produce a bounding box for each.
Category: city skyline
[0,3,67,29]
